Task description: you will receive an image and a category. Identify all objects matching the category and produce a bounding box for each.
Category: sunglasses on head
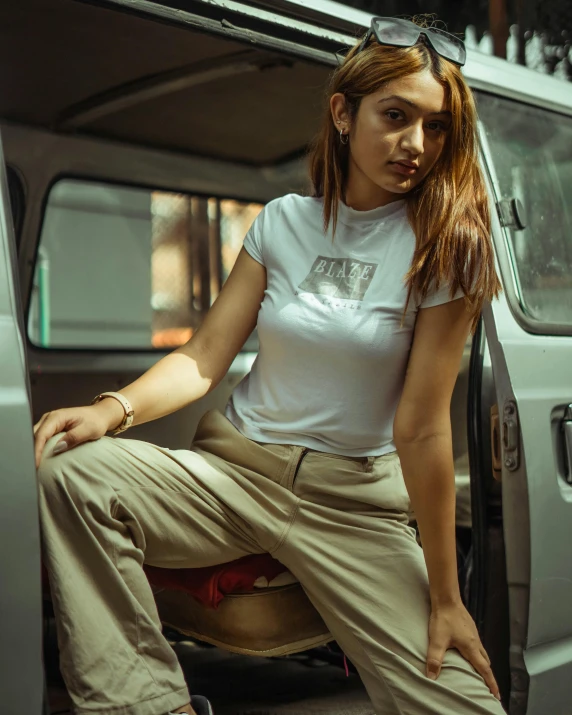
[356,17,466,67]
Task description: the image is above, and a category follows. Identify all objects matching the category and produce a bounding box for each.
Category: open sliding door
[477,92,572,715]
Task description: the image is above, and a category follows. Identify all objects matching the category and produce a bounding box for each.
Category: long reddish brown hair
[309,34,501,330]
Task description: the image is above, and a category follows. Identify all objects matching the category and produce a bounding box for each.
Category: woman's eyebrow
[378,95,451,116]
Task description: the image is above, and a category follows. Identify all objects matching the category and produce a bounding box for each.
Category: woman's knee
[37,433,69,487]
[37,436,106,505]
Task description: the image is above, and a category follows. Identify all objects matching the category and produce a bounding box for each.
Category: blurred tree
[338,0,489,35]
[489,0,510,57]
[339,0,572,78]
[534,0,572,77]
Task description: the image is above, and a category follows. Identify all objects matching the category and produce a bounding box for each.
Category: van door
[477,92,572,715]
[0,135,44,713]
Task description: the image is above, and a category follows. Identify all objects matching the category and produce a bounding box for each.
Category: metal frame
[75,0,344,67]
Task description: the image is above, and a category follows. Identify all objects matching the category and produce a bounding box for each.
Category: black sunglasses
[357,17,466,67]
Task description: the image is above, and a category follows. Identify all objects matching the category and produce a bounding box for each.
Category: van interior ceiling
[0,0,331,167]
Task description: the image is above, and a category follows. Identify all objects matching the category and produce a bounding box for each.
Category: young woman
[35,17,504,715]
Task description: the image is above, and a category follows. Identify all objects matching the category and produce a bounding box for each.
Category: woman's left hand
[426,600,501,700]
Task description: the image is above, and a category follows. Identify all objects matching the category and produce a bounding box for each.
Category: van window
[477,93,572,328]
[27,179,262,349]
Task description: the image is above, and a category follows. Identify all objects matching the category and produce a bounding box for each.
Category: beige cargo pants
[38,409,505,715]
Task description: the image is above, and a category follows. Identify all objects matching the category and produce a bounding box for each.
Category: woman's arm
[393,298,500,699]
[34,248,265,464]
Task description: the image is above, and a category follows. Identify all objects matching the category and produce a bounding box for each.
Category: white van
[1,1,571,713]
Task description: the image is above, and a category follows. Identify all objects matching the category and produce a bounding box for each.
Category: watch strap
[91,392,135,435]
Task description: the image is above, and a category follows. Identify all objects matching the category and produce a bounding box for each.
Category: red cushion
[144,554,288,609]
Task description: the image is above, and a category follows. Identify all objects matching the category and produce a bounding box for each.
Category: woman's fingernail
[52,441,68,455]
[427,672,437,681]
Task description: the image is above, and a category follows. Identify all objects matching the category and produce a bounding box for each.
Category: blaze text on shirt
[298,256,378,301]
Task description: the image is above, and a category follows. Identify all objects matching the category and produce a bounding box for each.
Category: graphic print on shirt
[298,256,378,301]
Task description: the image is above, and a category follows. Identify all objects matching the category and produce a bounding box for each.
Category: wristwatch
[91,392,135,435]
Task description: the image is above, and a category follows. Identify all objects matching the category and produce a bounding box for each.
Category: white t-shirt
[225,193,462,457]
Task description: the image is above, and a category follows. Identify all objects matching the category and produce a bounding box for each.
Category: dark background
[337,0,572,78]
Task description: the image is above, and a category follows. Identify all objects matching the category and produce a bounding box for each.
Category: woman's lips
[390,161,419,176]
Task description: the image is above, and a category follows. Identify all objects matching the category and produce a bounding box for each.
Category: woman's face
[331,69,451,210]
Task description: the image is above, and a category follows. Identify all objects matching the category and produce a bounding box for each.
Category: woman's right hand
[34,401,123,468]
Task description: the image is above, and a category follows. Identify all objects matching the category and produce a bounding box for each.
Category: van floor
[47,639,374,714]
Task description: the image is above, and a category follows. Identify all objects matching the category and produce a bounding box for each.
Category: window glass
[476,93,572,326]
[28,179,262,349]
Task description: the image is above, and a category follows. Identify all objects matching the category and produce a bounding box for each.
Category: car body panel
[482,170,572,714]
[0,133,44,715]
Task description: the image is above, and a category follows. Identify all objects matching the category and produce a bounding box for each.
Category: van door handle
[490,404,502,481]
[561,405,572,484]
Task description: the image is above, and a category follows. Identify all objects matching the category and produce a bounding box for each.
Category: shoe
[168,695,214,715]
[191,696,214,715]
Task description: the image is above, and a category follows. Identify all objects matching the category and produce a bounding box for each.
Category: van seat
[146,554,332,656]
